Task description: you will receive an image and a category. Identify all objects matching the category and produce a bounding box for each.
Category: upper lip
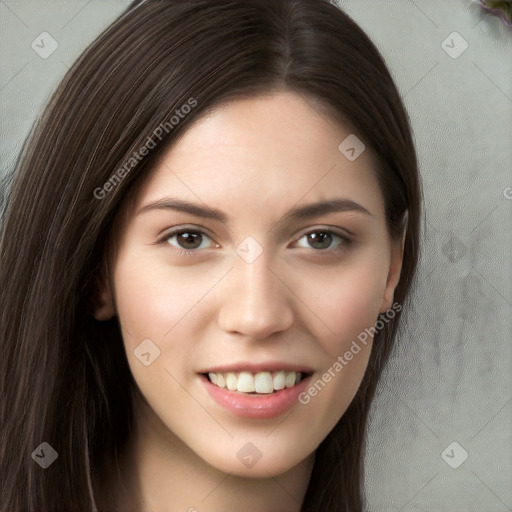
[199,362,314,374]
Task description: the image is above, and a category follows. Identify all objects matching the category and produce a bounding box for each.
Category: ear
[90,263,116,321]
[379,227,406,314]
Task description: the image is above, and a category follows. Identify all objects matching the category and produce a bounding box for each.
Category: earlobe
[379,229,406,313]
[93,292,116,321]
[91,271,116,321]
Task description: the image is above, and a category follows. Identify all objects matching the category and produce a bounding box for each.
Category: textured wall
[339,2,512,511]
[1,1,510,510]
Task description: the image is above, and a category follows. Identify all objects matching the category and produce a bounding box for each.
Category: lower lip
[199,373,312,419]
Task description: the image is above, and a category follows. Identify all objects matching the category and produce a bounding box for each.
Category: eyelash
[157,226,353,257]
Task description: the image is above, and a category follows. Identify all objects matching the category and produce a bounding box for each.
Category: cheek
[111,251,208,418]
[291,253,388,358]
[112,250,209,344]
[293,270,381,441]
[281,254,387,433]
[111,249,231,387]
[113,257,169,345]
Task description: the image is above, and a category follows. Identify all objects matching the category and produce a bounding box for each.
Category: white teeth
[206,370,305,393]
[273,371,286,390]
[237,371,255,393]
[285,371,296,388]
[254,372,273,394]
[216,373,226,388]
[226,372,238,391]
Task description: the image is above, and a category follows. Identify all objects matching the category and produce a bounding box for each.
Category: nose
[217,248,294,339]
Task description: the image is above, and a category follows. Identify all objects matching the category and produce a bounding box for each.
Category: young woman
[0,0,422,510]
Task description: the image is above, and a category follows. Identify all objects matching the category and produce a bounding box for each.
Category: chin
[198,442,313,479]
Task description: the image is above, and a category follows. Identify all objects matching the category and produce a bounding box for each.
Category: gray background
[1,1,511,510]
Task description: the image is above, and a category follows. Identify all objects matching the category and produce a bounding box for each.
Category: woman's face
[96,91,403,478]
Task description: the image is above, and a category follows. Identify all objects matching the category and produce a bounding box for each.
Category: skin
[93,90,404,512]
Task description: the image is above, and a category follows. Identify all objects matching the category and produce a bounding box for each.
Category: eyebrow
[136,196,374,226]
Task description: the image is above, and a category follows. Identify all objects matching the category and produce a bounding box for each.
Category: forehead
[133,91,384,218]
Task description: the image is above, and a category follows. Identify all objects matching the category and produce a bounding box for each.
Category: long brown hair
[0,1,422,510]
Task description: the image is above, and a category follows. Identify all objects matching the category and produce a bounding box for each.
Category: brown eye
[174,231,203,249]
[164,229,214,252]
[296,229,352,254]
[295,230,350,251]
[306,232,334,250]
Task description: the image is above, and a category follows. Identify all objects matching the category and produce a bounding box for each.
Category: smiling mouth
[202,370,312,394]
